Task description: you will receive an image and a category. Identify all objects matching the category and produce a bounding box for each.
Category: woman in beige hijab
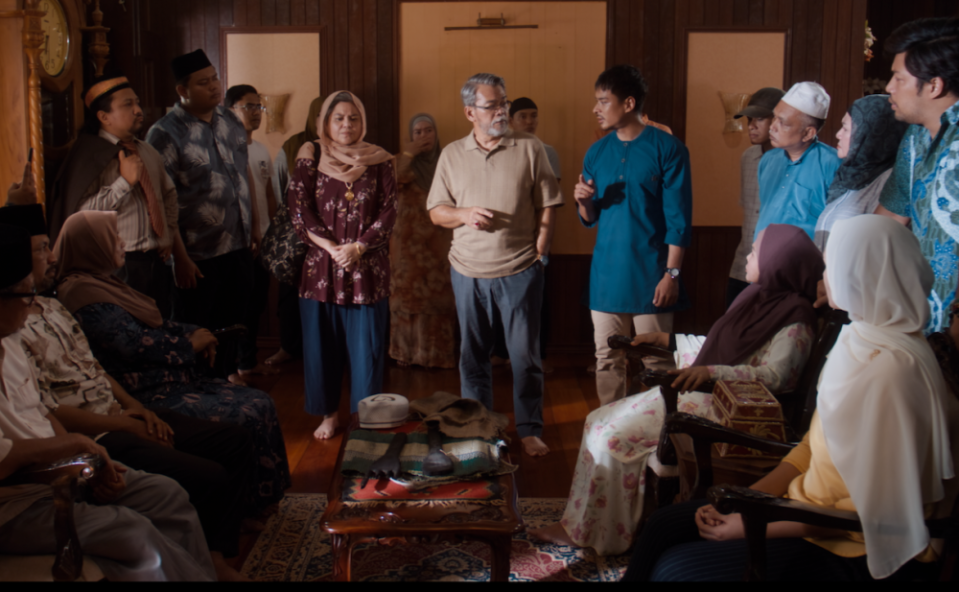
[288,91,397,439]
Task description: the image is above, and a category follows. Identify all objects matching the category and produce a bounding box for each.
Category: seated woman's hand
[188,329,218,367]
[695,504,745,542]
[631,332,669,349]
[668,366,711,393]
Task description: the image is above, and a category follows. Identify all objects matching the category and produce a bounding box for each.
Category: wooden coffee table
[320,420,523,581]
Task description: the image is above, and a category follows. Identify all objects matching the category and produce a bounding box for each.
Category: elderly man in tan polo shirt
[427,73,563,457]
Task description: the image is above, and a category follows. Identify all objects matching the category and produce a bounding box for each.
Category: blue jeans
[300,298,389,415]
[450,263,545,438]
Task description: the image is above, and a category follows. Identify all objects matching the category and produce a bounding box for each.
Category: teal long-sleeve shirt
[581,127,693,315]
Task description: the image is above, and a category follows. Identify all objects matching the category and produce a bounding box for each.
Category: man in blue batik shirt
[877,17,959,334]
[146,49,260,385]
[754,82,841,241]
[575,65,693,406]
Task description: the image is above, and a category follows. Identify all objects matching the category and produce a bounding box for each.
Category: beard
[38,266,58,294]
[486,117,509,137]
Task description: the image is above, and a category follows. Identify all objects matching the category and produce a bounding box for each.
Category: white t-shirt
[248,140,273,237]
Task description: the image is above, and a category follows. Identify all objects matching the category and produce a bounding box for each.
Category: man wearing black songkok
[146,49,260,385]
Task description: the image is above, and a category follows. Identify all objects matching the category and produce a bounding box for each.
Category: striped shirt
[78,130,179,253]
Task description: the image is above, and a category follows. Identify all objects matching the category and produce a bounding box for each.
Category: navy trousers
[450,263,545,438]
[299,298,389,415]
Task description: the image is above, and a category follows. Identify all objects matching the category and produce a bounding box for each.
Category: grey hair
[461,73,507,107]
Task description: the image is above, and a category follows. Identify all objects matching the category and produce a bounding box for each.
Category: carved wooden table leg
[488,535,511,581]
[331,534,352,582]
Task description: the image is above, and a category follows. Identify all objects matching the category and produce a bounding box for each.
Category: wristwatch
[666,267,681,280]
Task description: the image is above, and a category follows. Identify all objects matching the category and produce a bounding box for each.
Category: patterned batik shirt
[146,103,251,261]
[879,100,959,334]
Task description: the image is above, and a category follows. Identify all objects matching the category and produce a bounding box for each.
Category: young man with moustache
[146,50,258,385]
[877,17,959,334]
[0,224,217,581]
[575,64,693,406]
[226,84,277,379]
[428,73,563,457]
[49,76,183,318]
[726,87,785,307]
[753,82,841,241]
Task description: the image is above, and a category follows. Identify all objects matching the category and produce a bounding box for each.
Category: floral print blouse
[289,144,398,305]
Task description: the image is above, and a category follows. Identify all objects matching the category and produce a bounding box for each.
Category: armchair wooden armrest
[608,334,674,359]
[663,413,796,500]
[706,484,861,581]
[0,453,103,582]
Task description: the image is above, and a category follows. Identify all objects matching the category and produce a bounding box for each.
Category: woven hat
[358,394,410,429]
[781,82,831,120]
[409,391,509,439]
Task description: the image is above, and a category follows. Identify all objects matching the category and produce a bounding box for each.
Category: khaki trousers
[592,310,674,406]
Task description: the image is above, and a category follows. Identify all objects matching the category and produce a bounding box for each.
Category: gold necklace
[345,182,355,201]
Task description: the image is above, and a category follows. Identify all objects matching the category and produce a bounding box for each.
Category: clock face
[39,0,69,77]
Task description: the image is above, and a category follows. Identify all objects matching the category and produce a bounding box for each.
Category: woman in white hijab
[623,215,959,581]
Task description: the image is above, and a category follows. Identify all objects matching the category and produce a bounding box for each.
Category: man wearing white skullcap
[753,81,842,241]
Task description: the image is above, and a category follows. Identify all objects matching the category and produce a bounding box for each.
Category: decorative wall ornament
[261,94,290,134]
[718,91,751,135]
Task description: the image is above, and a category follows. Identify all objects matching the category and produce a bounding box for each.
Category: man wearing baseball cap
[726,87,784,307]
[753,82,842,240]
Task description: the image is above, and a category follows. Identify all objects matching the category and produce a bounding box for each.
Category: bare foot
[265,348,293,366]
[313,414,339,440]
[212,551,251,582]
[238,362,280,377]
[522,436,550,457]
[528,523,578,547]
[227,373,249,387]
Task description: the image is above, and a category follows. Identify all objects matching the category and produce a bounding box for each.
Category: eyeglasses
[237,104,265,113]
[473,100,512,114]
[0,288,37,305]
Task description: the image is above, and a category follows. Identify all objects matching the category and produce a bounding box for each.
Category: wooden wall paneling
[689,0,704,26]
[362,0,378,142]
[276,0,290,25]
[262,0,277,26]
[748,0,764,25]
[763,0,779,26]
[657,0,676,131]
[734,0,750,24]
[641,0,660,122]
[232,0,246,26]
[307,0,322,26]
[788,0,807,82]
[719,0,735,25]
[672,0,689,139]
[290,0,305,25]
[804,0,824,85]
[703,0,719,24]
[246,0,261,27]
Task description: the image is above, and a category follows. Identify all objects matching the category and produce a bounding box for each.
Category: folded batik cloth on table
[341,429,517,486]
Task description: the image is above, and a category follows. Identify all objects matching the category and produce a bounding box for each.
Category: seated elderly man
[0,224,215,581]
[0,204,253,582]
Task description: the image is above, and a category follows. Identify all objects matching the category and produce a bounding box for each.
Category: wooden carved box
[707,380,787,459]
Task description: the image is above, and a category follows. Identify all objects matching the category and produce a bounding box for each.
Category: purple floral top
[289,145,398,305]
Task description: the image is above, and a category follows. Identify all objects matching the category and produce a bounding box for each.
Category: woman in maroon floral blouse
[289,91,397,439]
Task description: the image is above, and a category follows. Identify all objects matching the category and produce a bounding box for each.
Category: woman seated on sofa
[54,211,291,515]
[622,215,959,581]
[530,224,823,555]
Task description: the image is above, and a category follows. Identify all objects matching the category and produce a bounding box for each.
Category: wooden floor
[244,352,602,500]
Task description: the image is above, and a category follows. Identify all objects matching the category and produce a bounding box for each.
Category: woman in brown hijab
[530,224,823,556]
[389,113,456,369]
[55,210,291,514]
[289,91,397,440]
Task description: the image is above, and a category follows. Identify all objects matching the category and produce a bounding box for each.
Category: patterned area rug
[241,493,629,582]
